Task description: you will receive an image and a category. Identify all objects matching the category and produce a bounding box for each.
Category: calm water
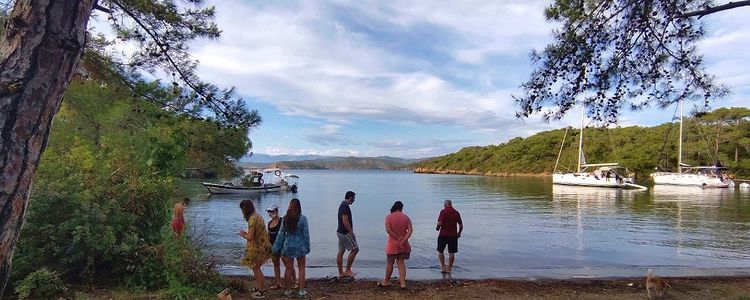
[182,170,750,279]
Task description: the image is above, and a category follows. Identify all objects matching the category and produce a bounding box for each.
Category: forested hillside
[415,110,750,181]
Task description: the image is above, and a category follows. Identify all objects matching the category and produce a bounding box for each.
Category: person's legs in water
[437,236,448,274]
[447,237,458,274]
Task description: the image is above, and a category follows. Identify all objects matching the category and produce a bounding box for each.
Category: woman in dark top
[267,204,295,289]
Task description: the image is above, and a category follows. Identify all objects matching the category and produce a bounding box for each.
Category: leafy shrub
[9,75,248,295]
[15,268,66,299]
[164,234,226,292]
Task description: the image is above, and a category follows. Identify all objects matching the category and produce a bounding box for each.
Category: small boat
[202,168,297,194]
[740,182,750,190]
[202,182,282,194]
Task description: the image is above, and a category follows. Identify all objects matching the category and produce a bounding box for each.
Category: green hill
[414,113,750,182]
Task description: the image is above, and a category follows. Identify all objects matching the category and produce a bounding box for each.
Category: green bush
[8,78,245,295]
[15,268,67,300]
[164,234,226,292]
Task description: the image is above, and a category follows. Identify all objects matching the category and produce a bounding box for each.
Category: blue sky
[104,1,750,158]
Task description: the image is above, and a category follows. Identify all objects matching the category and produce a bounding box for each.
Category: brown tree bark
[0,0,95,294]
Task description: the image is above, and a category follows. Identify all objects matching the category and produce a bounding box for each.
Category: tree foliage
[0,0,257,294]
[7,70,233,296]
[0,0,261,127]
[87,0,261,129]
[696,107,750,164]
[414,110,750,181]
[513,0,750,123]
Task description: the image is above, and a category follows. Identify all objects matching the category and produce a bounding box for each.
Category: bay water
[182,170,750,279]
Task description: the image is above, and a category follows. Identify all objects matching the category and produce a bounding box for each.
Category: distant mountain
[239,154,428,170]
[275,156,422,170]
[240,153,326,163]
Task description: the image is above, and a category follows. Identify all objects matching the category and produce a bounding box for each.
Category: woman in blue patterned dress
[272,198,310,297]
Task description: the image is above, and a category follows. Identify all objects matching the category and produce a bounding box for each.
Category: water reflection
[649,185,750,260]
[184,171,750,279]
[651,185,736,203]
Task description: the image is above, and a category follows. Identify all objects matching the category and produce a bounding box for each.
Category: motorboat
[202,168,298,194]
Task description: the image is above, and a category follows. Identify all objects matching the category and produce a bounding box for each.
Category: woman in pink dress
[378,201,413,289]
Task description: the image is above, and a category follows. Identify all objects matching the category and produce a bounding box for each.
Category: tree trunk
[0,0,94,294]
[715,124,721,155]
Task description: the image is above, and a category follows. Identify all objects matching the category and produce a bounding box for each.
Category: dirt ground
[218,276,750,300]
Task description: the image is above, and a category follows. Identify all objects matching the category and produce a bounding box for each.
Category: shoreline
[217,264,750,281]
[412,168,550,177]
[70,275,750,299]
[222,275,750,299]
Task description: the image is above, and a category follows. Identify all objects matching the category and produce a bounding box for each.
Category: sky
[105,1,750,159]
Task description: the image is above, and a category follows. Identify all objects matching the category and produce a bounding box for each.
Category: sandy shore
[216,275,750,299]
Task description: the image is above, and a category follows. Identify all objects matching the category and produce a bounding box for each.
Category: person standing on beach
[436,199,463,278]
[171,197,189,238]
[378,201,413,289]
[239,200,272,298]
[337,191,359,279]
[272,198,310,298]
[266,203,296,290]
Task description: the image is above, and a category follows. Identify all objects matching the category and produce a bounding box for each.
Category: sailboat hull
[651,172,733,188]
[552,173,634,188]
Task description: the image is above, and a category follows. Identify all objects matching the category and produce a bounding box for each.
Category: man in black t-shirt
[336,191,358,278]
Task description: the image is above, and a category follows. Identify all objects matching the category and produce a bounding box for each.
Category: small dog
[217,287,232,300]
[646,269,670,299]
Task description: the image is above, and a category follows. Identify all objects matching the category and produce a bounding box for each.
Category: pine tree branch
[679,1,750,18]
[109,0,229,118]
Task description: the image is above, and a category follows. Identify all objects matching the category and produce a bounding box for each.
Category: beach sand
[219,275,750,299]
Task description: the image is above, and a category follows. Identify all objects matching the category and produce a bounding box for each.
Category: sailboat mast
[577,100,584,173]
[678,99,683,174]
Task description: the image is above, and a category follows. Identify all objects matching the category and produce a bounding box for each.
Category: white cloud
[193,0,552,136]
[188,0,749,157]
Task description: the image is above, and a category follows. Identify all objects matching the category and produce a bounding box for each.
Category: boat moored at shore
[650,100,734,188]
[202,168,299,194]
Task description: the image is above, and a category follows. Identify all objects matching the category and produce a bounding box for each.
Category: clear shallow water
[182,170,750,279]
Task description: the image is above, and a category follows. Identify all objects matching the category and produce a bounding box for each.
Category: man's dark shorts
[437,236,458,253]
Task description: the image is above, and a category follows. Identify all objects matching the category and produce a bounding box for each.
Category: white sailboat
[650,100,734,188]
[552,104,645,189]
